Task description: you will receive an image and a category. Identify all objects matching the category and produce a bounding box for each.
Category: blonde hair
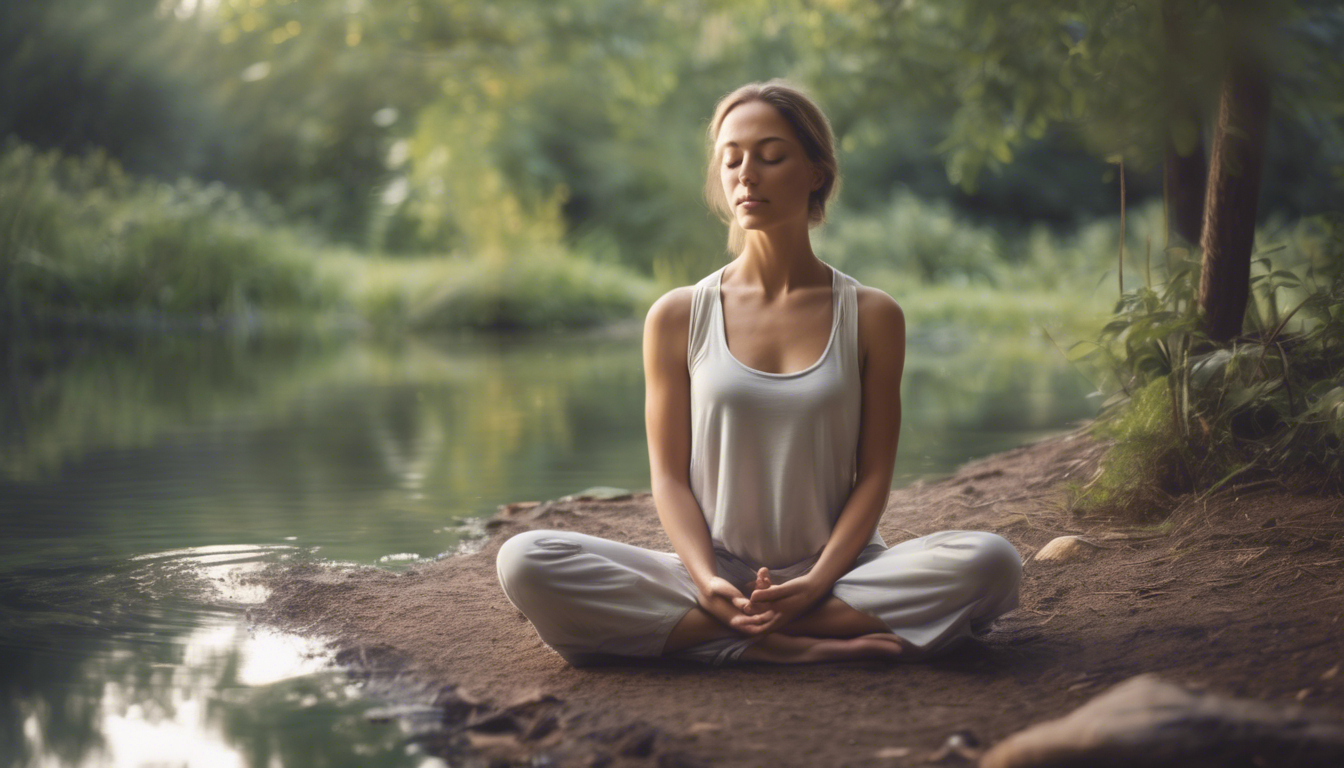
[704,79,841,256]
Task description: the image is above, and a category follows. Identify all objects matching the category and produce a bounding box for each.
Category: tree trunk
[1161,0,1207,248]
[1165,139,1208,247]
[1198,48,1270,343]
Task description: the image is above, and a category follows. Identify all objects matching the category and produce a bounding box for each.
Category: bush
[0,139,342,323]
[403,251,658,332]
[1069,213,1344,518]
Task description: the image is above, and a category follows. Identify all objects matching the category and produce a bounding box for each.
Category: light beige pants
[496,529,1021,667]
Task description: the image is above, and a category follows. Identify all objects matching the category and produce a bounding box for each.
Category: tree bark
[1198,48,1270,343]
[1165,139,1208,248]
[1161,0,1208,248]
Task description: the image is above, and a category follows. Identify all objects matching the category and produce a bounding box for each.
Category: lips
[736,195,765,207]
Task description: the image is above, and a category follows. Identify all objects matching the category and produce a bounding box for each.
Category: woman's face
[715,100,820,235]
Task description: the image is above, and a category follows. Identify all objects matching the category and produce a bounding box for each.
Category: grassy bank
[1,141,661,334]
[0,139,1147,339]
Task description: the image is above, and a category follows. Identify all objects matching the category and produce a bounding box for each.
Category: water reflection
[0,326,1095,766]
[1,545,440,767]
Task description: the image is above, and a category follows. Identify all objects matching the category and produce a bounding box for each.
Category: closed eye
[726,158,784,168]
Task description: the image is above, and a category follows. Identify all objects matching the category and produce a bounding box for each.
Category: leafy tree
[784,0,1344,340]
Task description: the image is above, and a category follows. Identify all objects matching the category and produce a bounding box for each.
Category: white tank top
[687,262,883,570]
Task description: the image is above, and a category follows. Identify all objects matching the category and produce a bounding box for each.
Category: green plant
[1,139,342,323]
[1069,213,1344,517]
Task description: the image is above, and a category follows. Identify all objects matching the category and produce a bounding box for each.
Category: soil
[251,430,1344,768]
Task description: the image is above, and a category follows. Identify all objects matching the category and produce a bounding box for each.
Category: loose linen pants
[496,528,1022,667]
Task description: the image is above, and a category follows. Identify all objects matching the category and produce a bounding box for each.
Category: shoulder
[854,284,906,370]
[643,285,695,337]
[642,285,696,369]
[855,284,905,337]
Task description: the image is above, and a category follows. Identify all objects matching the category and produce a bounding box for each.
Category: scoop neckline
[715,264,840,378]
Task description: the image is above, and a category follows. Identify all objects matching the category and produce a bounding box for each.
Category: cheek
[784,165,814,196]
[720,168,737,198]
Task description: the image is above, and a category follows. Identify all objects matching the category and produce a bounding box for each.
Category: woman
[497,80,1021,666]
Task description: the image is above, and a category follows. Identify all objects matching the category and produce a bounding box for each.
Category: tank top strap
[834,267,860,373]
[687,265,727,373]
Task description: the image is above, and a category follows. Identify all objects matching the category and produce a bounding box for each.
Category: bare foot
[741,632,907,664]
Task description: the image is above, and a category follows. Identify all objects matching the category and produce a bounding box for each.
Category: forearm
[650,475,719,595]
[807,473,890,591]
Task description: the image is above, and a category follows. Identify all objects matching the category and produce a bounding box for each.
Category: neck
[732,225,827,296]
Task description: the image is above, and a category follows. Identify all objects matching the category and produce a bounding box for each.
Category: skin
[644,99,910,663]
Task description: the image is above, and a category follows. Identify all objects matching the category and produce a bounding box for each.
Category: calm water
[0,324,1096,767]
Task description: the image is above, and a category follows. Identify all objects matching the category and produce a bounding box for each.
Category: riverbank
[252,430,1343,767]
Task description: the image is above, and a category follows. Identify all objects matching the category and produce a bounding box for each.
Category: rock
[618,725,658,757]
[980,674,1344,768]
[1032,536,1100,563]
[524,714,558,741]
[464,712,521,734]
[559,486,633,502]
[926,730,981,762]
[496,500,542,517]
[363,704,442,724]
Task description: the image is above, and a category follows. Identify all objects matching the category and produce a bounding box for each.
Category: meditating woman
[496,79,1022,666]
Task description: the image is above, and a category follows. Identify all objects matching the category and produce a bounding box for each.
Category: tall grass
[0,140,657,333]
[323,248,660,332]
[813,192,1160,335]
[1067,213,1344,518]
[1,140,343,327]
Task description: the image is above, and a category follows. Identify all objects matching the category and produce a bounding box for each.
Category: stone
[980,674,1344,768]
[559,486,633,502]
[1032,535,1100,563]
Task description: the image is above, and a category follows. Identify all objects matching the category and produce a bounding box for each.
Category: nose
[738,154,759,185]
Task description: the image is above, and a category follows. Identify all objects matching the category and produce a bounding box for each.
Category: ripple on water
[5,544,439,768]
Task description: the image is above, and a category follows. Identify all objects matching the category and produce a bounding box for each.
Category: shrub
[1069,213,1344,518]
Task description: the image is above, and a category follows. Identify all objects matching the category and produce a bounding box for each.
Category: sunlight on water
[6,544,442,768]
[0,329,1094,766]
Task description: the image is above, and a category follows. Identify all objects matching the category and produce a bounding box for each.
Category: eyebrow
[718,136,788,150]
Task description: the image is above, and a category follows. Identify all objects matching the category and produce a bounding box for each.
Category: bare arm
[746,287,907,628]
[805,287,906,588]
[643,288,774,633]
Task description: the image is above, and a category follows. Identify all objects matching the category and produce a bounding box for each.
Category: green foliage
[817,194,1161,293]
[0,139,663,333]
[403,250,659,332]
[794,0,1344,194]
[1074,377,1195,519]
[0,140,342,323]
[1070,213,1344,517]
[8,0,1343,282]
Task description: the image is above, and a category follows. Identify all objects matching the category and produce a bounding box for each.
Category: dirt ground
[253,430,1344,767]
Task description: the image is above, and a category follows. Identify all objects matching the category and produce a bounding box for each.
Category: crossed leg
[663,570,906,663]
[496,528,1020,666]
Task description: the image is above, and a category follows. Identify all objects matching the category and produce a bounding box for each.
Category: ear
[811,165,825,192]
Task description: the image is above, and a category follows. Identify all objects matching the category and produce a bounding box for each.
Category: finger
[750,582,800,602]
[757,567,771,589]
[710,583,746,602]
[730,612,774,631]
[749,586,781,602]
[755,610,791,635]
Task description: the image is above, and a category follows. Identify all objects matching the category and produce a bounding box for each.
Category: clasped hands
[699,568,826,637]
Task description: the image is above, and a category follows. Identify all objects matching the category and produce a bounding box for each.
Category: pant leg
[496,529,760,666]
[830,530,1022,659]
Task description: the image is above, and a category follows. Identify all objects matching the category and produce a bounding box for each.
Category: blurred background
[1,0,1341,766]
[3,0,1338,334]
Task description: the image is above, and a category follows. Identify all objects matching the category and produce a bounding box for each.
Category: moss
[1072,378,1191,519]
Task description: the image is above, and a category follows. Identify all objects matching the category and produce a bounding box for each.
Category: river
[0,323,1095,766]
